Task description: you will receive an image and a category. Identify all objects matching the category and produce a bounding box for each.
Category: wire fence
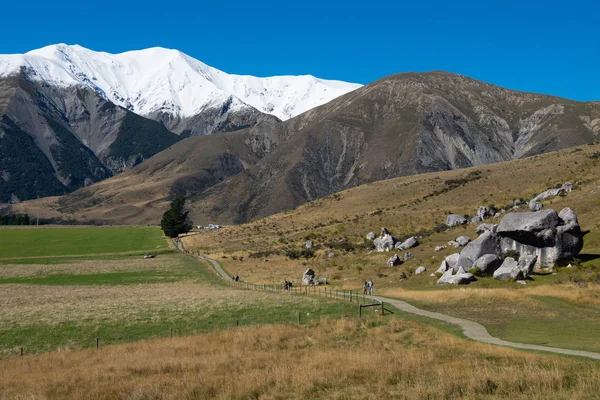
[10,238,388,357]
[178,238,388,315]
[226,278,385,312]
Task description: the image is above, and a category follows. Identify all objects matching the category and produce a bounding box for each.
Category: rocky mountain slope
[0,73,183,203]
[11,72,600,223]
[0,45,360,204]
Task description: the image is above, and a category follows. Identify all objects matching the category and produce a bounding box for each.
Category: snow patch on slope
[0,44,362,121]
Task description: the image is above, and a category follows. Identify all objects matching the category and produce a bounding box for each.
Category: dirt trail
[370,295,600,360]
[187,246,600,361]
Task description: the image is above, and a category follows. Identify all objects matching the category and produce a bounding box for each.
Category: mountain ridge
[11,71,599,225]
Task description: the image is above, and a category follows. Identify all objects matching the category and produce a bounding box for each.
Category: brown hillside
[12,72,600,224]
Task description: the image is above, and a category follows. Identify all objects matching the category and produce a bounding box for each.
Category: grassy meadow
[2,144,600,398]
[2,318,600,399]
[182,142,600,353]
[0,227,359,357]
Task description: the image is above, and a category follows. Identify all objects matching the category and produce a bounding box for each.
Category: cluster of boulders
[436,207,584,285]
[365,228,420,267]
[367,228,420,253]
[528,182,574,211]
[385,251,415,267]
[445,181,578,228]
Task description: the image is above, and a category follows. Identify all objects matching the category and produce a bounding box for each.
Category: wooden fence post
[170,328,173,338]
[236,320,239,328]
[324,287,327,297]
[298,312,301,325]
[96,337,99,350]
[359,304,362,318]
[381,301,385,316]
[20,347,23,356]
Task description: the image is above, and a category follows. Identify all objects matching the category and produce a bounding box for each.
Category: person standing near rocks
[368,280,374,295]
[363,281,368,295]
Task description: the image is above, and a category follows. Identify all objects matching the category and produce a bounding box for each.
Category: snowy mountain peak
[0,44,362,121]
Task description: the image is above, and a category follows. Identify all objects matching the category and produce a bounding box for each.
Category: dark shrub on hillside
[285,248,315,259]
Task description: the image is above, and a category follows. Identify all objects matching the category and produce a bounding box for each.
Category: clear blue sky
[2,0,598,100]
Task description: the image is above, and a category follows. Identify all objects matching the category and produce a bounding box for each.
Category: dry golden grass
[0,282,332,330]
[380,283,600,307]
[0,257,175,278]
[0,318,599,399]
[182,143,600,292]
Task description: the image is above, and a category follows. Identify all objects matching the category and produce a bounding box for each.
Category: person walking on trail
[363,281,368,295]
[368,280,374,296]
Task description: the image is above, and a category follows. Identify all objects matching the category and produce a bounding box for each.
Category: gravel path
[197,254,230,279]
[187,247,600,361]
[371,295,600,360]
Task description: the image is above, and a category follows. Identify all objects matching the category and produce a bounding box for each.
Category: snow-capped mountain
[0,44,362,122]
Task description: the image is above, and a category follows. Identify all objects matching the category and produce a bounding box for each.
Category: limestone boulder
[455,256,474,272]
[374,227,397,252]
[475,223,497,235]
[532,188,564,203]
[446,214,468,227]
[529,201,543,211]
[386,254,402,267]
[437,268,477,285]
[497,208,583,267]
[471,215,483,224]
[518,255,537,277]
[456,236,471,247]
[459,231,501,265]
[445,253,461,270]
[366,232,376,240]
[415,266,427,275]
[435,260,450,274]
[396,236,419,250]
[493,257,524,281]
[302,268,317,285]
[477,206,488,220]
[497,210,560,242]
[473,254,502,276]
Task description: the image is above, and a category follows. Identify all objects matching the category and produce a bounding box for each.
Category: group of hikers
[363,280,374,296]
[231,275,239,282]
[281,279,372,294]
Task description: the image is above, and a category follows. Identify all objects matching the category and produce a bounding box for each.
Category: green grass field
[0,226,167,258]
[0,227,362,356]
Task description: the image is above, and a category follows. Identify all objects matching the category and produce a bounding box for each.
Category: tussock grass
[1,318,599,399]
[183,143,600,292]
[382,283,600,307]
[382,283,600,352]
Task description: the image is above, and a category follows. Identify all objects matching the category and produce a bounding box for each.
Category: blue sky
[2,0,598,100]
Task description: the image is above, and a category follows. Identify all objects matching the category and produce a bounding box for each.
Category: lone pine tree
[161,195,193,238]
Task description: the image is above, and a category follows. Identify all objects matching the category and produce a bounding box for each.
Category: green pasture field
[0,229,361,356]
[0,226,167,258]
